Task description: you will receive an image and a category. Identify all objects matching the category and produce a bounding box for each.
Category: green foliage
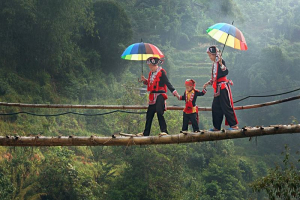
[39,147,97,200]
[201,156,247,200]
[0,167,15,200]
[80,1,133,75]
[107,146,186,200]
[250,145,300,200]
[0,0,300,199]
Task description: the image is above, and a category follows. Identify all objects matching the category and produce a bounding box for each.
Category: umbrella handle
[221,20,234,56]
[138,72,144,83]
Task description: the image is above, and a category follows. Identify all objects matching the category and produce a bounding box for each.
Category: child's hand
[203,82,209,88]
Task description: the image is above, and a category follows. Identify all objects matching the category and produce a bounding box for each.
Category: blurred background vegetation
[0,0,299,199]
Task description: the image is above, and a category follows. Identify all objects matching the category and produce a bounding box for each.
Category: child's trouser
[182,112,199,132]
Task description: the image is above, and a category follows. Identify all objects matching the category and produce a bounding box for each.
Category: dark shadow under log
[1,124,299,146]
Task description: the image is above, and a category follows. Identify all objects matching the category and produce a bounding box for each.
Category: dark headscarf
[206,46,217,54]
[146,57,164,65]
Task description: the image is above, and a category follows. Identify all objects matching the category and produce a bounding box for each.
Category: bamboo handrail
[0,95,299,111]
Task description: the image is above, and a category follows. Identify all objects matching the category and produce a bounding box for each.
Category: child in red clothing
[178,79,207,133]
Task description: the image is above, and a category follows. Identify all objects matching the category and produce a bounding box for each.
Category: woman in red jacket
[203,46,239,131]
[138,57,180,136]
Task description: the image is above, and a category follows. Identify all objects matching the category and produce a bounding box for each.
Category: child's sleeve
[196,88,207,96]
[179,92,186,100]
[143,79,148,85]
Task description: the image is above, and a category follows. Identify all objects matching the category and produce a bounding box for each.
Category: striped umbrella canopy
[121,42,164,60]
[121,42,164,76]
[207,23,248,51]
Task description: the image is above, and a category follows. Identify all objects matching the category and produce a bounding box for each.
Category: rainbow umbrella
[206,22,247,54]
[121,41,164,75]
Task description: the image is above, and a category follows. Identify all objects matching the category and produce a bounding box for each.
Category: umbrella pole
[142,54,143,75]
[141,38,144,76]
[138,38,144,82]
[221,21,234,56]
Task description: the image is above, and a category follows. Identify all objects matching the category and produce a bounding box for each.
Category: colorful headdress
[146,57,164,65]
[206,46,218,54]
[185,79,196,87]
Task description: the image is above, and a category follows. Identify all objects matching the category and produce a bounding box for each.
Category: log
[1,124,299,146]
[0,95,299,111]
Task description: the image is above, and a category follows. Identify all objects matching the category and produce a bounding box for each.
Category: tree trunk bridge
[0,125,299,146]
[0,95,299,146]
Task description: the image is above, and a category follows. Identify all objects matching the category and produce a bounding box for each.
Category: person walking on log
[138,57,180,136]
[178,79,207,133]
[203,46,239,131]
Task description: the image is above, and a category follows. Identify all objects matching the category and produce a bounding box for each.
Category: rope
[0,90,299,116]
[0,110,146,117]
[233,87,300,103]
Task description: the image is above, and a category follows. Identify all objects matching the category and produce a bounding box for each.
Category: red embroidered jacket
[143,67,177,105]
[179,89,207,114]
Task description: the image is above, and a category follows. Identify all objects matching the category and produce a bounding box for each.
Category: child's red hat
[185,79,196,87]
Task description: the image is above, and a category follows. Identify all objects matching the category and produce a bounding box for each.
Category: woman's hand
[218,55,223,65]
[203,81,210,88]
[141,75,147,82]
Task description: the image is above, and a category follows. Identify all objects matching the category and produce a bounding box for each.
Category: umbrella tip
[141,38,143,43]
[232,20,234,25]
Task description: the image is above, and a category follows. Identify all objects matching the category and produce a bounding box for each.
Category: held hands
[203,81,210,89]
[173,91,180,100]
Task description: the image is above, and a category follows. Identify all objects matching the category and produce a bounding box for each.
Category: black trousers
[143,95,167,136]
[182,112,199,132]
[212,87,237,130]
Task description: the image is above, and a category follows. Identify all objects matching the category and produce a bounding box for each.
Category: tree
[250,145,300,200]
[80,1,133,75]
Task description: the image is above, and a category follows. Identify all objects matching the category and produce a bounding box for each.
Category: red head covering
[185,79,196,87]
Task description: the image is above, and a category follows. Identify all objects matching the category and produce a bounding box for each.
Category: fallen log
[0,95,299,111]
[1,124,299,146]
